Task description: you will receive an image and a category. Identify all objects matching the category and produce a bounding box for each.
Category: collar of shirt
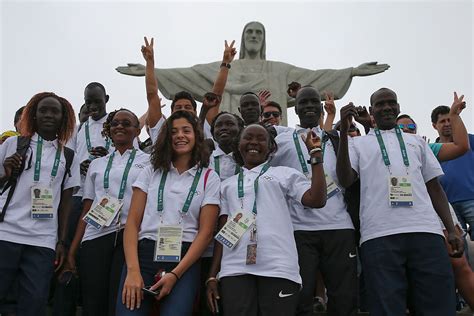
[242,160,269,174]
[32,133,59,150]
[367,127,396,136]
[295,125,322,136]
[87,114,108,126]
[212,145,234,159]
[169,163,199,176]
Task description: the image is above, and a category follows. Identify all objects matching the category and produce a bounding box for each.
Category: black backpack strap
[0,136,31,222]
[61,146,75,189]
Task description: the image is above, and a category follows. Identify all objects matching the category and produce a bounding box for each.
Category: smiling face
[239,94,261,125]
[295,87,322,128]
[370,89,400,130]
[84,86,108,120]
[244,22,264,55]
[109,110,140,146]
[397,116,417,134]
[213,113,240,147]
[262,105,281,126]
[172,98,196,114]
[239,125,270,169]
[36,97,63,136]
[171,117,196,157]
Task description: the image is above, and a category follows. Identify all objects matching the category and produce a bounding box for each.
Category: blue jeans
[0,241,55,316]
[452,199,474,241]
[360,233,456,316]
[115,240,200,316]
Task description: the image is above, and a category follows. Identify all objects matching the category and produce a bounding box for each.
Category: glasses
[398,123,416,131]
[110,120,137,128]
[262,111,281,119]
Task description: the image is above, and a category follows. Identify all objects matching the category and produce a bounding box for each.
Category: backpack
[0,136,74,222]
[324,130,361,243]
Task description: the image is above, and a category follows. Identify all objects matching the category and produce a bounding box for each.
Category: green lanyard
[34,136,62,183]
[214,156,241,177]
[103,149,137,200]
[157,167,204,215]
[85,120,111,154]
[237,162,270,215]
[374,127,409,172]
[293,131,309,175]
[321,131,327,156]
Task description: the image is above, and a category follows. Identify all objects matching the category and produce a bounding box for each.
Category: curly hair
[232,123,278,167]
[19,92,76,145]
[151,111,209,172]
[101,108,140,142]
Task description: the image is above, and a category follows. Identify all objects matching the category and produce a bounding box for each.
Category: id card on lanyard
[215,163,270,265]
[83,149,137,229]
[153,167,203,262]
[374,127,414,206]
[31,136,61,219]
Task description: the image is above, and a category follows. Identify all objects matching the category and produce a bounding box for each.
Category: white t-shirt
[134,164,220,243]
[209,146,239,181]
[350,129,444,244]
[0,134,80,250]
[74,116,113,197]
[219,163,309,285]
[82,149,150,242]
[271,126,353,231]
[150,116,213,145]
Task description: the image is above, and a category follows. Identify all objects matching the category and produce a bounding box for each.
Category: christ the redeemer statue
[116,21,389,125]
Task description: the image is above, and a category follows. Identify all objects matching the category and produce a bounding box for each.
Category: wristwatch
[307,156,323,165]
[220,62,231,69]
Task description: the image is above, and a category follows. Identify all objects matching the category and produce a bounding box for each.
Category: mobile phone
[142,286,160,296]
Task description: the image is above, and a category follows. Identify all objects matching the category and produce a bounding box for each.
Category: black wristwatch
[307,156,323,165]
[220,62,231,69]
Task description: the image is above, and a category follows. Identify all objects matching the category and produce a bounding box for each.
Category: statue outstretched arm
[141,37,163,128]
[207,40,237,124]
[116,63,145,76]
[351,62,390,77]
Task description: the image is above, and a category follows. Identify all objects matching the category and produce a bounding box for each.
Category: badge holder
[154,225,183,262]
[83,195,123,229]
[388,176,413,206]
[215,211,254,249]
[31,185,54,219]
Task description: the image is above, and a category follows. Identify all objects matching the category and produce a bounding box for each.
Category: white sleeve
[220,182,230,217]
[348,137,360,175]
[0,137,17,178]
[282,167,311,204]
[203,120,213,140]
[132,165,154,193]
[201,169,221,207]
[149,117,166,144]
[63,153,81,192]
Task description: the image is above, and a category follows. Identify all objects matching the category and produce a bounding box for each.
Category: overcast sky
[1,0,472,141]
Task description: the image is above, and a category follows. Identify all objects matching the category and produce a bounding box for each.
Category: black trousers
[220,274,299,316]
[294,229,358,316]
[79,230,125,316]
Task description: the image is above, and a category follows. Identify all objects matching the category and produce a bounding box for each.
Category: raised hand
[352,62,390,76]
[354,106,373,128]
[223,40,237,64]
[339,103,358,132]
[258,90,271,107]
[302,131,322,151]
[141,37,154,63]
[323,91,336,116]
[202,92,221,110]
[287,81,301,98]
[450,91,466,116]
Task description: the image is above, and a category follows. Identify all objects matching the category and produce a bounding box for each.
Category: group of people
[0,34,473,316]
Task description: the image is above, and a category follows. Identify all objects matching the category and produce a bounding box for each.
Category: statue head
[239,21,266,60]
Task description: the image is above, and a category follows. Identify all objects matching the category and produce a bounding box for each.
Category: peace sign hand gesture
[222,40,237,64]
[450,91,466,116]
[141,37,154,63]
[323,91,336,116]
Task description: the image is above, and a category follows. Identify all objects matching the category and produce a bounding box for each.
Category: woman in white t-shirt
[116,110,220,316]
[62,109,149,316]
[206,124,327,316]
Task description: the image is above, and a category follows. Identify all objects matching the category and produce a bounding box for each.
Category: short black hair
[14,106,25,125]
[431,106,450,124]
[85,82,107,95]
[210,111,245,138]
[262,101,282,114]
[171,91,197,111]
[370,87,396,106]
[396,114,416,125]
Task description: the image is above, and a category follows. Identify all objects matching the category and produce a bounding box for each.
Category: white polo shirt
[82,149,150,242]
[209,146,239,181]
[271,126,354,231]
[350,129,444,244]
[0,134,80,250]
[74,115,112,197]
[150,116,213,145]
[219,163,309,285]
[134,164,220,243]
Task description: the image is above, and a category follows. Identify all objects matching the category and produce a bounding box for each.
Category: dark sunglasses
[398,123,416,131]
[262,111,281,119]
[110,120,137,128]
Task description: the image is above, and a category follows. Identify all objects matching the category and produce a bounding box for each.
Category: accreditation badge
[388,176,413,206]
[325,174,341,199]
[215,211,255,249]
[154,225,183,262]
[31,185,54,219]
[83,195,123,229]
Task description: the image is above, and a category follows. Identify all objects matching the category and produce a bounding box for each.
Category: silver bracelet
[308,147,322,155]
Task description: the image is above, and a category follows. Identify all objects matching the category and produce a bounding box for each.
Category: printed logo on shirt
[261,175,273,181]
[134,163,145,169]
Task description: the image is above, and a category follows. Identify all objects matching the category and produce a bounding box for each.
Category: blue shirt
[439,134,474,203]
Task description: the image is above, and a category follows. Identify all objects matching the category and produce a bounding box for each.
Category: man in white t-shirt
[271,86,357,316]
[336,88,463,315]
